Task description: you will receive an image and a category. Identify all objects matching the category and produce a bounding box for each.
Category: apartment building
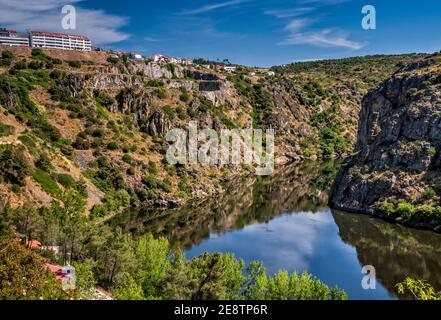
[29,30,91,51]
[0,28,29,47]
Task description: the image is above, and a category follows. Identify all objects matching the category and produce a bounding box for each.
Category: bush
[107,56,120,64]
[179,91,190,102]
[28,61,45,70]
[0,123,15,137]
[0,238,65,300]
[122,154,133,164]
[154,89,166,99]
[0,146,29,186]
[145,79,164,87]
[142,175,159,189]
[31,48,44,57]
[106,141,119,150]
[13,60,27,70]
[147,161,158,176]
[68,60,82,68]
[35,154,53,172]
[31,169,61,196]
[1,51,14,59]
[54,173,77,189]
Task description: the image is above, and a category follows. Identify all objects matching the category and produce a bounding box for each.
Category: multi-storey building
[0,28,29,47]
[29,30,91,51]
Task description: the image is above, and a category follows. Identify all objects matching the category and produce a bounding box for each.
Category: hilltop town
[0,27,277,75]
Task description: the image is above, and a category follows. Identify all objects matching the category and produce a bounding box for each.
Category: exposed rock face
[187,71,219,81]
[115,87,150,114]
[127,62,184,79]
[0,82,18,110]
[88,74,140,90]
[330,57,441,219]
[166,80,197,91]
[58,74,84,97]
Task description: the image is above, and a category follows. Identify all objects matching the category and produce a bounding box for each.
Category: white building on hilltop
[29,30,91,51]
[223,66,237,73]
[149,53,193,65]
[0,28,29,47]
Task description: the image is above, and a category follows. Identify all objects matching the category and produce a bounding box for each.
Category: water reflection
[110,160,441,299]
[110,160,338,248]
[333,210,441,299]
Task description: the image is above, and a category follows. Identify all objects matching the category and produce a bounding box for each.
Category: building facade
[0,28,29,47]
[29,31,91,51]
[149,53,193,65]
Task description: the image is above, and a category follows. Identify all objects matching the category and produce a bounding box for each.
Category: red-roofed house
[26,239,42,249]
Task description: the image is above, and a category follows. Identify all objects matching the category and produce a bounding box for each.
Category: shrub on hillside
[0,146,29,186]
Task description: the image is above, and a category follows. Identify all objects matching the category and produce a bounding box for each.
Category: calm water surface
[112,161,441,300]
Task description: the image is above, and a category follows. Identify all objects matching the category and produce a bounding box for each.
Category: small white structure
[248,71,256,76]
[266,71,275,76]
[131,53,143,60]
[223,66,237,73]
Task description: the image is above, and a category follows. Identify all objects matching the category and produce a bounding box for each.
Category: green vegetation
[145,79,164,88]
[228,74,273,128]
[31,169,61,197]
[309,94,348,157]
[0,50,14,66]
[0,237,65,300]
[396,278,441,300]
[114,235,347,300]
[379,197,441,230]
[0,146,29,186]
[0,122,15,136]
[271,54,428,90]
[68,60,82,68]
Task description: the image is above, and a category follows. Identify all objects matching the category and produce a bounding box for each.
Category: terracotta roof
[26,240,42,249]
[29,30,90,41]
[44,263,68,280]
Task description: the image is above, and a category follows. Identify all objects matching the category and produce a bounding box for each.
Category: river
[111,161,441,300]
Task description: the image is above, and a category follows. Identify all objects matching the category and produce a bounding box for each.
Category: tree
[72,262,96,300]
[0,238,65,300]
[115,274,145,300]
[134,234,171,298]
[396,278,441,300]
[189,252,244,300]
[0,146,29,186]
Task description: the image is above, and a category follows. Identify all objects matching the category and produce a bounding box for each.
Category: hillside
[1,45,436,299]
[330,52,441,232]
[0,47,426,217]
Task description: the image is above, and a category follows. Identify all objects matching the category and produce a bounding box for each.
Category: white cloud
[277,17,364,50]
[0,0,130,46]
[179,0,248,15]
[144,37,161,42]
[264,7,316,19]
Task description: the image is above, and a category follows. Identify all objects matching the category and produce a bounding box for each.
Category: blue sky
[0,0,440,66]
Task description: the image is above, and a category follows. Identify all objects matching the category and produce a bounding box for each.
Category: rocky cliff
[0,47,427,217]
[330,53,441,231]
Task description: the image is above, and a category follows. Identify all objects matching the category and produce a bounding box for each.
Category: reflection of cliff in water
[332,210,441,299]
[110,160,340,249]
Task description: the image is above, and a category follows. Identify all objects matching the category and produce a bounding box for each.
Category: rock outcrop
[146,111,170,137]
[330,54,441,229]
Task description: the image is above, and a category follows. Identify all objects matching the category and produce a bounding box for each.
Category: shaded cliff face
[330,53,441,230]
